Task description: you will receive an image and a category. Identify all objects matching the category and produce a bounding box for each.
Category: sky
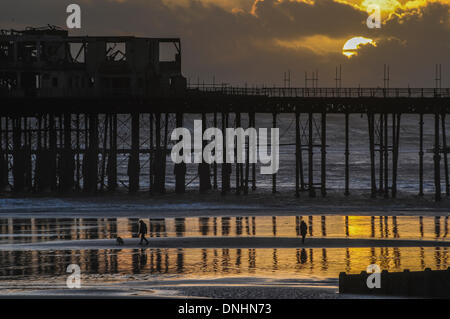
[0,0,449,87]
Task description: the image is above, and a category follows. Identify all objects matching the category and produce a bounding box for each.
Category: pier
[1,27,449,200]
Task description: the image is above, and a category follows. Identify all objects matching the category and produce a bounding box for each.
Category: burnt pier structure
[1,27,449,200]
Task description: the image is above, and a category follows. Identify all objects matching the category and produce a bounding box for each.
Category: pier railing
[188,87,450,98]
[3,87,450,99]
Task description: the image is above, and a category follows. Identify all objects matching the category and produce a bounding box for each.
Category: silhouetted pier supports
[128,113,140,193]
[296,112,327,197]
[0,109,448,198]
[12,117,26,192]
[0,117,7,190]
[294,112,305,195]
[25,118,33,190]
[308,113,316,197]
[99,115,109,191]
[83,114,99,193]
[442,113,449,197]
[199,112,211,193]
[235,112,242,195]
[23,118,32,190]
[213,112,218,190]
[221,112,231,194]
[153,113,166,193]
[175,160,187,193]
[244,112,253,195]
[344,113,350,196]
[368,113,402,199]
[35,116,49,192]
[368,112,377,198]
[75,114,81,190]
[272,112,277,194]
[419,114,424,196]
[60,113,75,192]
[295,111,301,197]
[174,112,186,194]
[378,114,384,193]
[163,113,169,188]
[149,113,154,192]
[235,113,250,195]
[48,115,58,191]
[107,114,118,191]
[391,113,401,198]
[383,113,389,199]
[321,113,327,197]
[434,112,441,201]
[250,112,257,191]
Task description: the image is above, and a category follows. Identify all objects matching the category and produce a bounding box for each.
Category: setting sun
[342,36,376,58]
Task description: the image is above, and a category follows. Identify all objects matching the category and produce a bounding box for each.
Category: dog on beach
[116,237,124,246]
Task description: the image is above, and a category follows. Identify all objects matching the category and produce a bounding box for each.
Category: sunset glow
[342,36,376,57]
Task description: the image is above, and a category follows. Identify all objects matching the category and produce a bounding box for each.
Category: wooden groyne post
[339,268,450,298]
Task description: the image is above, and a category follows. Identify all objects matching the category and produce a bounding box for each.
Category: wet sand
[2,236,449,251]
[0,276,341,299]
[0,191,448,299]
[0,190,449,219]
[0,275,410,299]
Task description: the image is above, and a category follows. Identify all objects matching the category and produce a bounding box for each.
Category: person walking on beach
[300,220,308,244]
[138,220,149,245]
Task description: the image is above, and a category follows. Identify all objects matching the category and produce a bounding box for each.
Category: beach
[0,190,449,218]
[0,192,448,298]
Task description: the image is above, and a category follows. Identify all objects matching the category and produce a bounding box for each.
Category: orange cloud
[274,34,346,55]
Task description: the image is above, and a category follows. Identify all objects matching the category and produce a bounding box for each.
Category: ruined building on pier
[0,26,186,98]
[0,26,187,194]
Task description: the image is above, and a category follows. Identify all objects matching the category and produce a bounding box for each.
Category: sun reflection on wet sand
[0,247,448,281]
[0,215,448,244]
[0,215,448,288]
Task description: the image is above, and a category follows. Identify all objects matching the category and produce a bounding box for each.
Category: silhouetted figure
[138,220,149,245]
[139,249,148,267]
[300,220,308,244]
[300,248,307,264]
[116,236,124,246]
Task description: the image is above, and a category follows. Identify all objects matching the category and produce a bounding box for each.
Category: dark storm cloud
[345,2,450,87]
[0,0,448,87]
[254,0,367,38]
